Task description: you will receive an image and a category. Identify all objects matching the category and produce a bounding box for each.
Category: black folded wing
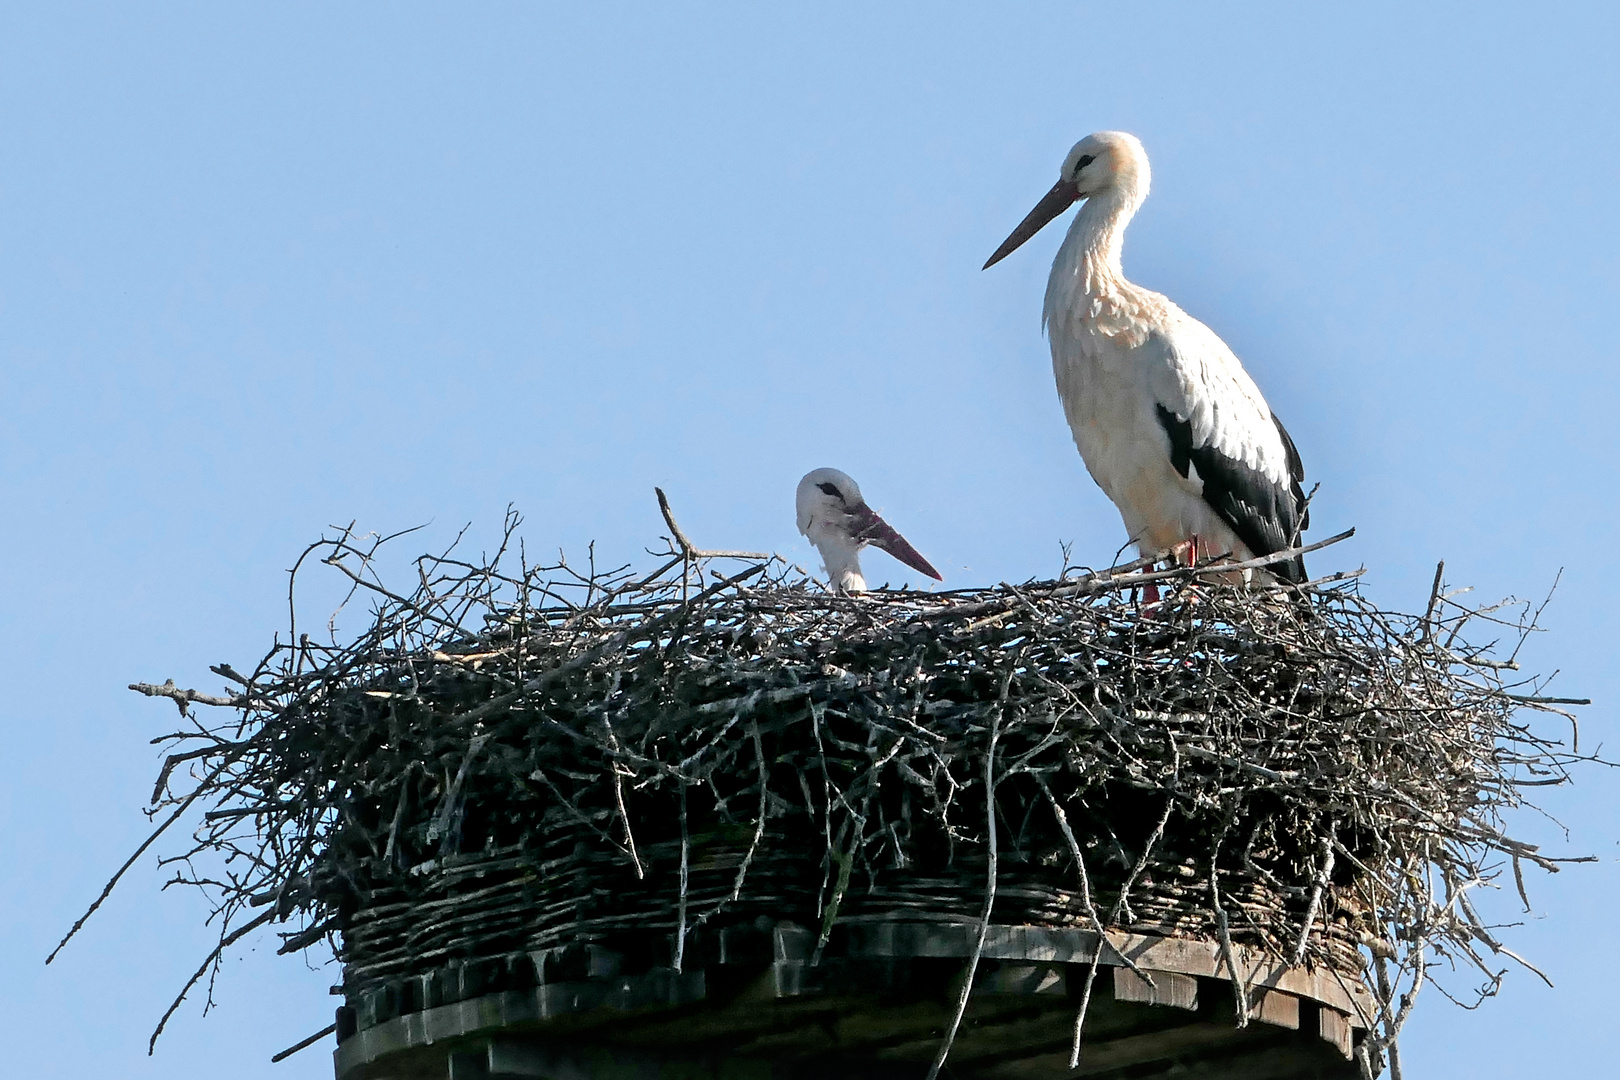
[1156,405,1308,584]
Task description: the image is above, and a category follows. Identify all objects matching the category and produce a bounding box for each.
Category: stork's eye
[817,482,844,500]
[1074,154,1095,176]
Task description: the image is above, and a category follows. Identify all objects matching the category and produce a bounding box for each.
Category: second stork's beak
[850,505,943,582]
[982,177,1081,270]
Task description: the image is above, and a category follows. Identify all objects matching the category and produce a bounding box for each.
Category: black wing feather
[1271,411,1309,533]
[1155,405,1308,584]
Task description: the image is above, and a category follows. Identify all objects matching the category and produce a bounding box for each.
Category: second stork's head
[983,131,1150,269]
[795,468,942,594]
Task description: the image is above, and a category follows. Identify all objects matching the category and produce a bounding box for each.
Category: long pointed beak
[850,505,943,582]
[982,178,1081,269]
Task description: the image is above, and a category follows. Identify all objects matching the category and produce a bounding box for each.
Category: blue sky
[3,4,1616,1076]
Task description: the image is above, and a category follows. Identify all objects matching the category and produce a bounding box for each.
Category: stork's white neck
[817,543,867,594]
[1050,186,1146,304]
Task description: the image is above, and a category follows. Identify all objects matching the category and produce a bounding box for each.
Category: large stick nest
[69,509,1591,1065]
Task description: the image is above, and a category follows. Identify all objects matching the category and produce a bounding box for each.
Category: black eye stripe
[817,482,844,500]
[1075,153,1095,174]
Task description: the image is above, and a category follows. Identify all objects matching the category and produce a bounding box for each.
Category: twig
[729,723,771,902]
[927,664,1008,1080]
[147,908,276,1054]
[128,680,246,712]
[47,759,235,965]
[1071,795,1175,1067]
[655,487,770,560]
[1290,823,1337,968]
[674,784,689,973]
[1211,865,1250,1027]
[270,1022,337,1063]
[1422,561,1445,644]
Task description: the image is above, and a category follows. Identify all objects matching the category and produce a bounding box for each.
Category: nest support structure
[81,511,1590,1078]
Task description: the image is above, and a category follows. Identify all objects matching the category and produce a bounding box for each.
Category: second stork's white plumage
[796,468,942,594]
[985,131,1309,583]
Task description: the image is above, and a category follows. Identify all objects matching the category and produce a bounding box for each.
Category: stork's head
[795,467,943,594]
[983,131,1150,269]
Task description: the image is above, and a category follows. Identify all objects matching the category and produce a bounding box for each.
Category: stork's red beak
[850,505,943,582]
[982,178,1081,269]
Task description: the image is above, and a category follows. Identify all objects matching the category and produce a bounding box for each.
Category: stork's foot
[1134,580,1165,619]
[1169,535,1207,571]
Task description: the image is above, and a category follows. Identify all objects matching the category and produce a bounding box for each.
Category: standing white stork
[984,132,1309,583]
[796,468,943,593]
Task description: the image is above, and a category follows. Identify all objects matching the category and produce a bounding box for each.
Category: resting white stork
[984,131,1309,584]
[796,468,943,593]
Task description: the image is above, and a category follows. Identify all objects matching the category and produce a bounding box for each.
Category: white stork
[796,468,943,593]
[984,131,1309,584]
